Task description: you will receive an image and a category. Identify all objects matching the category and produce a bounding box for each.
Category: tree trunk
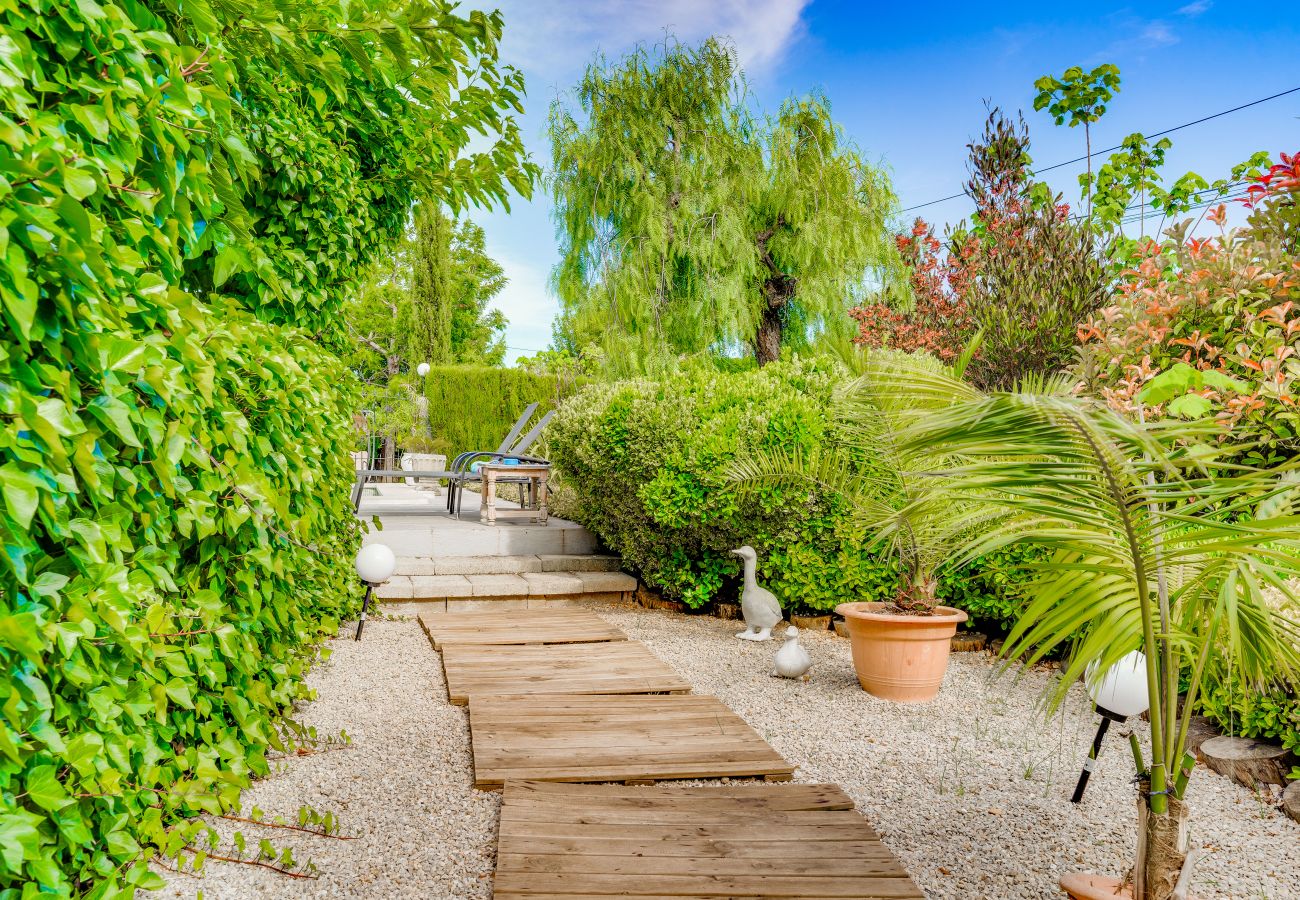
[1137,795,1189,900]
[1199,735,1293,789]
[753,223,794,367]
[755,304,783,366]
[381,435,396,480]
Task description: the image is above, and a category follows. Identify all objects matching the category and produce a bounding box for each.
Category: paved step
[362,521,595,557]
[376,569,637,612]
[395,554,622,576]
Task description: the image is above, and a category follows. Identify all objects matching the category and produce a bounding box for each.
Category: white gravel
[163,604,1299,900]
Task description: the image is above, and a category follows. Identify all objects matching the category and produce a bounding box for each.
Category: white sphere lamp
[1072,650,1150,803]
[1086,650,1151,719]
[416,362,431,378]
[353,543,396,640]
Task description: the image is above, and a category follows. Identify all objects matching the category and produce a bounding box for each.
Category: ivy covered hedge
[0,0,531,894]
[422,365,585,458]
[546,359,1028,621]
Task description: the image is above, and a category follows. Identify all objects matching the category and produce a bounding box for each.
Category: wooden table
[479,462,550,525]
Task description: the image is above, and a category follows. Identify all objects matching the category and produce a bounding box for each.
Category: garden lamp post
[354,543,396,641]
[1071,650,1150,803]
[415,362,431,447]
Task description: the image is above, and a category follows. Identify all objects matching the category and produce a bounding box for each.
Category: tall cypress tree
[409,202,455,364]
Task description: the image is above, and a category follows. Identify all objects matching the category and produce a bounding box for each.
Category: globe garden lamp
[354,543,396,641]
[1071,650,1150,803]
[416,362,430,378]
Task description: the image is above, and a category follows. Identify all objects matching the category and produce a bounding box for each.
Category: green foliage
[447,218,509,366]
[0,0,532,893]
[1032,63,1122,129]
[547,358,1026,616]
[347,207,510,380]
[1197,659,1300,773]
[866,353,1300,835]
[1032,63,1121,210]
[548,37,898,369]
[1077,166,1300,467]
[422,365,586,460]
[953,109,1113,390]
[410,203,456,366]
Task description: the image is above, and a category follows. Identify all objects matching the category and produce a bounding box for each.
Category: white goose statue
[772,626,812,679]
[731,545,782,641]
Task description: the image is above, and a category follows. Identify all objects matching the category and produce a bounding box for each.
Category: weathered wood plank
[419,609,626,650]
[493,781,925,899]
[441,641,690,705]
[470,694,794,789]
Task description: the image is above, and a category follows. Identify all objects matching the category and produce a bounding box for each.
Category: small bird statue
[772,626,812,679]
[731,545,782,641]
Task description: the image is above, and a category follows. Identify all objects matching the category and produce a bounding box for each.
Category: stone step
[362,522,595,557]
[376,570,638,612]
[395,554,622,577]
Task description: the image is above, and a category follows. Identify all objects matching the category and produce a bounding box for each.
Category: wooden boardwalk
[441,641,691,706]
[419,608,626,650]
[493,780,926,899]
[468,693,795,789]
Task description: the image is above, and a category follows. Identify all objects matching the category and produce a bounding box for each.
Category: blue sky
[467,1,1300,362]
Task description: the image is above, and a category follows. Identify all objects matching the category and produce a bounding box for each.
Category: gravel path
[164,604,1299,900]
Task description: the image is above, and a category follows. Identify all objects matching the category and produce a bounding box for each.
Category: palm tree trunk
[1138,795,1189,900]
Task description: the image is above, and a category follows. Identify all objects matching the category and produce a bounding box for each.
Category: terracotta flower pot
[1058,873,1132,900]
[835,602,968,703]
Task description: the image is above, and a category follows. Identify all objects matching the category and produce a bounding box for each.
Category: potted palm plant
[871,354,1300,900]
[732,348,980,702]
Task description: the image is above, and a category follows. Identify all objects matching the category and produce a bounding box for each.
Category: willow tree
[741,94,899,363]
[549,38,898,367]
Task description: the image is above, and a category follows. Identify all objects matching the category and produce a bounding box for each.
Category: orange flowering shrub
[1077,153,1300,465]
[848,218,977,362]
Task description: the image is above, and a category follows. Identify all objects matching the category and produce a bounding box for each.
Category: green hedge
[546,358,1030,620]
[423,365,586,459]
[0,1,528,894]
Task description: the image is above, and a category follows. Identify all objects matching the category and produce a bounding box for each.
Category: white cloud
[1177,1,1211,16]
[1141,21,1178,46]
[486,0,811,84]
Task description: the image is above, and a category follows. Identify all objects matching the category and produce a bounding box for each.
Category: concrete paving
[359,483,637,608]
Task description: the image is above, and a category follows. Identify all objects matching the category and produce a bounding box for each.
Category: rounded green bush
[549,358,1031,622]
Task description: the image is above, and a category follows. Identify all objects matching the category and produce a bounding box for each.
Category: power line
[1065,179,1249,224]
[899,86,1300,214]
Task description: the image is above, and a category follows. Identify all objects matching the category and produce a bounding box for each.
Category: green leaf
[71,104,109,141]
[1167,393,1212,419]
[87,394,142,448]
[0,462,42,528]
[0,811,43,873]
[62,168,98,201]
[0,612,44,657]
[25,766,72,812]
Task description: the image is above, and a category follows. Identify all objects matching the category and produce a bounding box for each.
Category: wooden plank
[502,780,854,808]
[441,642,690,705]
[419,609,626,650]
[469,695,794,789]
[493,781,925,899]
